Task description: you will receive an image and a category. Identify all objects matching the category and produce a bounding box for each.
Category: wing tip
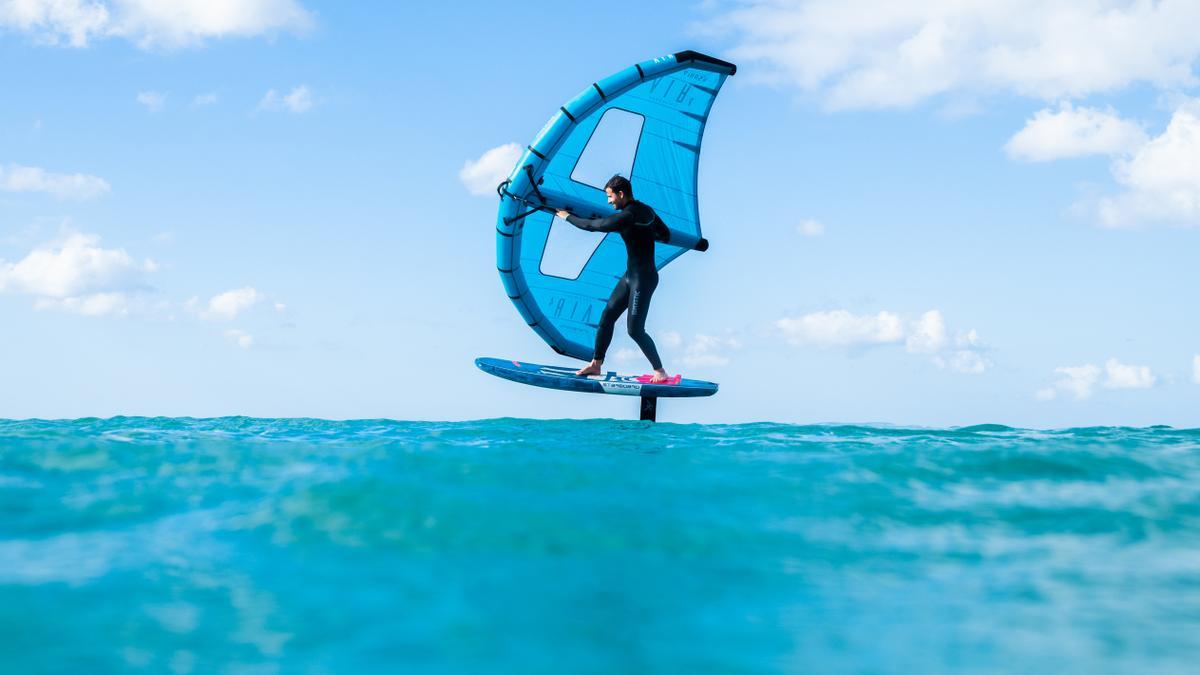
[673,50,737,76]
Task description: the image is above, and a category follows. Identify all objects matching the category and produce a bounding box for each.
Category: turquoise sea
[1,418,1198,674]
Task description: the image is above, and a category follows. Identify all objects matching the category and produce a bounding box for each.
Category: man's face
[606,187,628,209]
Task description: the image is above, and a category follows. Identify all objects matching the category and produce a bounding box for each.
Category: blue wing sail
[496,51,736,359]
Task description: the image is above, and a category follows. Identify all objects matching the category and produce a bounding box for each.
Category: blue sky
[3,0,1200,426]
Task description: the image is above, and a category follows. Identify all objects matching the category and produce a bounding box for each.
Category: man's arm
[555,209,631,233]
[652,213,670,243]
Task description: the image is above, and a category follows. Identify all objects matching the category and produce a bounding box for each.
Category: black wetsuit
[566,200,670,370]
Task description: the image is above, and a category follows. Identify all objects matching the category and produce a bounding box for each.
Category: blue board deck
[475,357,718,398]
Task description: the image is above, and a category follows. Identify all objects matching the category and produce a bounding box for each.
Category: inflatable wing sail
[495,51,736,360]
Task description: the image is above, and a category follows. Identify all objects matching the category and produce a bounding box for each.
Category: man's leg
[577,277,629,376]
[626,275,665,379]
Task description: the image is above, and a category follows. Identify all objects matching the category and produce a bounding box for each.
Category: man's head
[604,175,633,209]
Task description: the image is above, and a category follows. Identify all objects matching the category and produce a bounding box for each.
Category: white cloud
[0,232,156,316]
[777,309,905,348]
[460,143,522,196]
[941,349,991,375]
[0,233,151,297]
[680,334,742,368]
[612,347,639,364]
[191,92,218,107]
[201,286,261,320]
[660,331,683,348]
[113,0,314,49]
[0,0,314,49]
[258,85,314,113]
[1006,103,1148,162]
[1038,358,1155,400]
[797,219,825,236]
[1096,100,1200,227]
[0,0,109,47]
[778,308,989,373]
[905,309,947,354]
[0,163,110,200]
[35,292,130,316]
[136,90,165,112]
[933,329,992,375]
[1103,358,1155,390]
[710,0,1200,109]
[1040,364,1102,400]
[224,329,254,349]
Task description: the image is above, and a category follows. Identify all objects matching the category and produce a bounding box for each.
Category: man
[555,175,672,383]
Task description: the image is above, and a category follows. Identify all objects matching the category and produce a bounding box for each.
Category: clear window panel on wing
[540,215,605,280]
[570,108,645,190]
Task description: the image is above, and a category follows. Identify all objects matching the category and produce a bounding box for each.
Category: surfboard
[475,357,718,398]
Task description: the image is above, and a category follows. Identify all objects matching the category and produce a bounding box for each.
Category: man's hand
[555,209,570,219]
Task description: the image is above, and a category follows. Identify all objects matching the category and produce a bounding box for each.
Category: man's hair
[605,174,633,198]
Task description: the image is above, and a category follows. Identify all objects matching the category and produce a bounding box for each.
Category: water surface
[2,418,1198,673]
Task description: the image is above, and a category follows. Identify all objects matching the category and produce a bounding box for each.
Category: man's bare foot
[649,368,670,383]
[575,360,603,377]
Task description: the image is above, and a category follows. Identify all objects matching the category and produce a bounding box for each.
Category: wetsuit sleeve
[565,210,633,233]
[652,214,670,243]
